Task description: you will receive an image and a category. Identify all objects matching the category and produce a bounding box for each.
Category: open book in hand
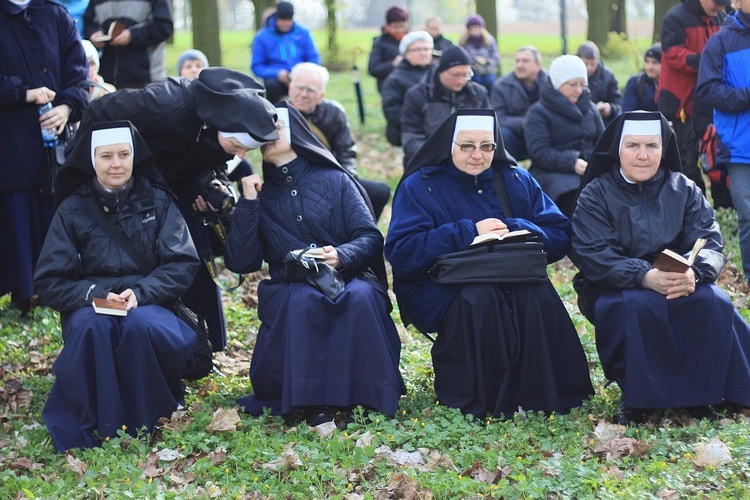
[652,237,706,273]
[92,297,128,316]
[469,229,532,248]
[90,21,126,42]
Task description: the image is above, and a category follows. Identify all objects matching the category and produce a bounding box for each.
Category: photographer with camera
[73,67,279,351]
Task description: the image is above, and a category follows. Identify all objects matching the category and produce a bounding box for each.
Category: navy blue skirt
[238,279,406,417]
[43,305,196,452]
[594,284,750,409]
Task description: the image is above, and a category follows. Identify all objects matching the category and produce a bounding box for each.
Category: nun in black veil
[224,103,405,426]
[385,108,593,419]
[571,111,750,424]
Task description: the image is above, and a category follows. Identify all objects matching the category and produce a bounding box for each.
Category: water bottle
[38,102,58,148]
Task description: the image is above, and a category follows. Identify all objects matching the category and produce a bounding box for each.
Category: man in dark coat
[1,0,88,313]
[288,62,391,221]
[657,0,729,193]
[74,67,278,351]
[401,46,490,167]
[425,16,454,59]
[576,41,623,126]
[85,0,173,88]
[490,45,546,160]
[368,6,408,94]
[381,30,434,147]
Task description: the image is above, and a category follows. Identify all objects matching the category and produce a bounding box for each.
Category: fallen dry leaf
[65,454,87,476]
[593,422,627,443]
[156,448,183,462]
[261,442,303,472]
[209,447,228,467]
[657,488,681,500]
[460,460,499,484]
[312,420,337,437]
[158,406,191,431]
[692,437,732,467]
[206,407,241,433]
[373,445,425,468]
[423,449,455,472]
[354,430,374,449]
[377,472,433,500]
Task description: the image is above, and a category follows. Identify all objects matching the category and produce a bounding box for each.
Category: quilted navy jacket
[225,156,383,286]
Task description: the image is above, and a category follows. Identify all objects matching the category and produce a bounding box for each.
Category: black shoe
[686,405,718,421]
[614,401,648,425]
[10,293,32,315]
[305,406,335,427]
[331,408,354,430]
[713,400,747,416]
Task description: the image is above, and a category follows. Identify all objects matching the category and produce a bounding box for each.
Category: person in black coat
[577,41,623,126]
[1,0,88,314]
[74,67,278,352]
[401,46,490,167]
[572,111,750,424]
[425,16,454,59]
[490,46,546,160]
[225,103,405,427]
[34,121,200,452]
[622,43,661,112]
[381,30,434,147]
[525,55,605,217]
[368,6,409,94]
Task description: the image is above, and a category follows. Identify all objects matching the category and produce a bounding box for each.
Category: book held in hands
[469,229,531,248]
[92,297,128,316]
[652,238,706,273]
[90,21,125,42]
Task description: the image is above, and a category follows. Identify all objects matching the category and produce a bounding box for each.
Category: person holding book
[34,121,200,452]
[571,110,750,425]
[385,108,593,420]
[224,103,405,427]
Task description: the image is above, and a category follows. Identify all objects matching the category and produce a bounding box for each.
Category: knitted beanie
[386,6,407,24]
[177,49,209,76]
[399,30,434,54]
[548,55,587,90]
[466,14,485,28]
[645,43,662,63]
[437,46,472,73]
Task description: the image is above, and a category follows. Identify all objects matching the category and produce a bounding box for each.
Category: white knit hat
[548,55,587,90]
[399,30,434,55]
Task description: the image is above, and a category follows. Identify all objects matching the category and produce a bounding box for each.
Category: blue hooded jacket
[250,13,320,80]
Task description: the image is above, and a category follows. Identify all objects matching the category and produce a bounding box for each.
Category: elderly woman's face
[404,40,433,66]
[619,134,662,183]
[94,143,133,191]
[452,130,495,176]
[559,78,587,103]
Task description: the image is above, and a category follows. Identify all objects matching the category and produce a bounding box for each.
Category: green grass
[2,29,750,499]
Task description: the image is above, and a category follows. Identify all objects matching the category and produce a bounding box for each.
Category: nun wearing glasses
[385,108,593,419]
[571,111,750,425]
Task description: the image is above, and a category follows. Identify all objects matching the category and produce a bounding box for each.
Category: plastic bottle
[38,102,58,148]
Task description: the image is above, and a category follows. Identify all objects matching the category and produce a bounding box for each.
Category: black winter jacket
[368,31,401,93]
[381,59,433,146]
[401,66,490,166]
[525,79,604,201]
[34,176,199,316]
[572,167,725,319]
[587,61,623,125]
[301,99,357,176]
[490,69,547,137]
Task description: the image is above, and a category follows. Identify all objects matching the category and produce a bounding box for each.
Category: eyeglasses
[562,81,588,90]
[406,47,432,53]
[291,84,322,95]
[444,69,474,80]
[453,141,497,153]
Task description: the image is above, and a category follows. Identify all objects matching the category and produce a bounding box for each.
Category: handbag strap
[83,195,153,276]
[491,170,514,219]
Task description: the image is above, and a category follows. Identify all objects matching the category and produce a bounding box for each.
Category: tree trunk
[476,0,498,44]
[587,1,628,47]
[654,0,680,42]
[251,0,276,31]
[190,0,222,67]
[610,0,627,35]
[325,0,338,61]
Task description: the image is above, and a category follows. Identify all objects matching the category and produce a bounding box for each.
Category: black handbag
[83,196,214,380]
[283,248,346,300]
[428,240,549,284]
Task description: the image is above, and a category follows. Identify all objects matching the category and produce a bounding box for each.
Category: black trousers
[673,119,706,193]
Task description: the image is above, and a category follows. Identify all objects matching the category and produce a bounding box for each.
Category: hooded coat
[386,108,593,418]
[224,103,405,417]
[571,111,750,410]
[525,77,604,202]
[34,121,199,452]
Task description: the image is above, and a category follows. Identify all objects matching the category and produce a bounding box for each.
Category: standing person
[525,55,604,218]
[572,111,750,424]
[288,62,392,221]
[59,0,88,37]
[381,30,434,147]
[576,41,623,126]
[225,104,405,426]
[459,14,499,93]
[368,6,409,94]
[35,121,199,452]
[490,46,546,160]
[177,49,209,79]
[657,0,730,193]
[697,0,750,282]
[425,16,453,59]
[251,1,320,104]
[401,46,490,167]
[75,67,279,352]
[85,0,173,88]
[622,43,662,112]
[385,108,593,419]
[1,0,88,314]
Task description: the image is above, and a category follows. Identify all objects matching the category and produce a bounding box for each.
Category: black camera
[193,169,236,214]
